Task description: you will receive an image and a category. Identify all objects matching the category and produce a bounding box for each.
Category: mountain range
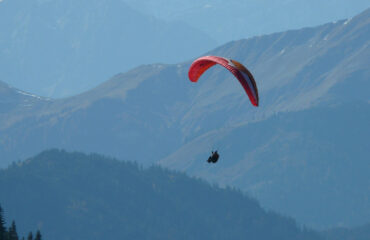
[0,0,215,97]
[2,0,368,97]
[123,0,370,43]
[0,8,369,228]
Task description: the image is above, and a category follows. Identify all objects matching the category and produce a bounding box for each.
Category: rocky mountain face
[0,0,215,97]
[1,8,369,228]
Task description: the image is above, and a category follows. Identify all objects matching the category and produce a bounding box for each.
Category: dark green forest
[1,149,369,240]
[0,205,42,240]
[0,150,320,240]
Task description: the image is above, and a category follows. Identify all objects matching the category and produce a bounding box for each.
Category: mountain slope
[159,9,370,227]
[0,81,50,129]
[160,101,370,228]
[0,150,320,240]
[0,65,189,165]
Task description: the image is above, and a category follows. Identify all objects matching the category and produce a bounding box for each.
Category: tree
[26,232,33,240]
[0,206,6,240]
[8,221,19,240]
[34,231,41,240]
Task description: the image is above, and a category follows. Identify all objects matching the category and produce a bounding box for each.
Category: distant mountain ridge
[123,0,370,44]
[1,8,369,228]
[0,0,215,97]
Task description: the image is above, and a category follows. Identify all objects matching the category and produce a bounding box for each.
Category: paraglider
[188,55,259,107]
[207,150,219,164]
[188,56,259,164]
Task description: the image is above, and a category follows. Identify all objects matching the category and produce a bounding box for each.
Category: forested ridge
[1,150,370,239]
[0,150,319,240]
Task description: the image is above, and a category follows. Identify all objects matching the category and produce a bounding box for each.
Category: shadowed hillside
[0,150,320,240]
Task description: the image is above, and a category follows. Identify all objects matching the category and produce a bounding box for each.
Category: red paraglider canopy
[188,56,259,107]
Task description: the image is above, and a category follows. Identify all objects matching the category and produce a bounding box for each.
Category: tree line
[0,205,42,240]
